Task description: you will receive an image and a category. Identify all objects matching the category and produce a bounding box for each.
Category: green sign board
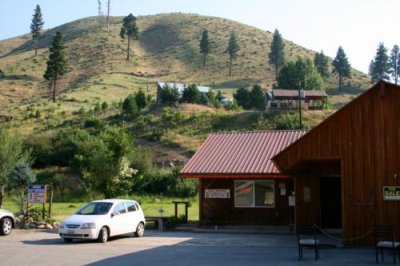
[383,186,400,201]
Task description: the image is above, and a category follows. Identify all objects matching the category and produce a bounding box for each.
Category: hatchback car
[0,208,16,236]
[59,199,146,243]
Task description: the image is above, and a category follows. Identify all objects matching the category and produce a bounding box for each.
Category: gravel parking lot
[0,229,378,266]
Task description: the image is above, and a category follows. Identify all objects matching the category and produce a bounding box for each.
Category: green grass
[3,195,199,222]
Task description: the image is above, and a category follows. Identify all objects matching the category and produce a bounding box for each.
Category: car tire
[63,238,73,243]
[0,218,13,236]
[98,227,108,243]
[134,222,145,237]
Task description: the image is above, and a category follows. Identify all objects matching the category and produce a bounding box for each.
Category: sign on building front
[383,186,400,201]
[205,189,230,199]
[28,185,47,203]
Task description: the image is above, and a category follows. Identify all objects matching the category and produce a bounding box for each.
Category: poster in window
[235,181,253,207]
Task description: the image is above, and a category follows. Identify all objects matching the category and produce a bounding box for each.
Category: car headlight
[81,223,96,229]
[60,222,65,229]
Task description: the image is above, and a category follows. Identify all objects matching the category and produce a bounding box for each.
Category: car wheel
[0,218,12,236]
[98,227,108,243]
[63,238,73,243]
[134,222,145,237]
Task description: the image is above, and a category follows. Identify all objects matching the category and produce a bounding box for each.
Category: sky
[1,0,400,73]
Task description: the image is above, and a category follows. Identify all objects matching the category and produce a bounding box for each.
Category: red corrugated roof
[181,130,306,177]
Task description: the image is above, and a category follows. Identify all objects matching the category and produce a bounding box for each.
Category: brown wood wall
[274,82,400,244]
[199,178,293,225]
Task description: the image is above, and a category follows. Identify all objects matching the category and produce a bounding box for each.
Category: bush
[84,117,104,128]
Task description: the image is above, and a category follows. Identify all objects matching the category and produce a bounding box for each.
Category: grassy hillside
[0,13,371,164]
[0,13,370,114]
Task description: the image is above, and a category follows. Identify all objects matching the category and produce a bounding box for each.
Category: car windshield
[76,202,113,215]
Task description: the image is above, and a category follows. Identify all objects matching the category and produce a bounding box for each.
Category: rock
[51,222,60,229]
[32,223,45,229]
[45,223,53,229]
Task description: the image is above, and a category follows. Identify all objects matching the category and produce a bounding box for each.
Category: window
[234,180,275,208]
[126,201,137,212]
[114,202,127,214]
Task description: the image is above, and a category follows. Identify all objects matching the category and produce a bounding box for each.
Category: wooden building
[273,81,400,244]
[180,130,306,225]
[266,89,328,110]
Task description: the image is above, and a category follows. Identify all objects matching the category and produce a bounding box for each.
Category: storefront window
[235,180,275,208]
[234,181,254,207]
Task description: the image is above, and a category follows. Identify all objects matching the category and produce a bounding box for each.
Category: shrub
[84,117,104,128]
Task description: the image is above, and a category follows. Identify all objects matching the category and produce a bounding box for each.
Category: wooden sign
[205,189,230,199]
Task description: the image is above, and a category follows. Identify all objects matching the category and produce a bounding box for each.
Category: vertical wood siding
[274,82,400,244]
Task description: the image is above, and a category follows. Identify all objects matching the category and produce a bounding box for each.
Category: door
[320,177,342,228]
[110,202,128,236]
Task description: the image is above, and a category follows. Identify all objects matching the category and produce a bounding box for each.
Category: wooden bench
[145,216,170,231]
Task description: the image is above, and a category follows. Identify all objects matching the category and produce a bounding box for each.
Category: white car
[59,199,146,243]
[0,209,16,236]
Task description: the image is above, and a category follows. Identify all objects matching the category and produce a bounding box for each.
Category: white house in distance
[156,82,211,106]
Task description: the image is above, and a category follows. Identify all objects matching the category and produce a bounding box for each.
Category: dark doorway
[320,177,342,228]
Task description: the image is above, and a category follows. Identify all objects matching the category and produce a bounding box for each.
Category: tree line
[369,43,400,84]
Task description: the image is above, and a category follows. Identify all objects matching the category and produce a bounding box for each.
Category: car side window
[114,202,127,214]
[126,201,137,212]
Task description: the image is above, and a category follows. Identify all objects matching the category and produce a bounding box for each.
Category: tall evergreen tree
[199,29,210,68]
[268,29,285,81]
[120,13,139,60]
[30,5,44,56]
[369,42,390,84]
[44,31,67,102]
[390,45,400,84]
[226,31,240,77]
[332,46,351,91]
[314,50,330,78]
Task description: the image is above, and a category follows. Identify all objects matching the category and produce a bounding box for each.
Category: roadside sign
[28,185,47,203]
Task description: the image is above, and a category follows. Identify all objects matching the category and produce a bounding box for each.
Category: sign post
[28,185,47,220]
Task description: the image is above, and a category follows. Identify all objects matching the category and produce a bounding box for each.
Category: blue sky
[1,0,400,73]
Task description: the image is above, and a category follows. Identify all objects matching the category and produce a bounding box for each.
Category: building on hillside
[273,81,400,245]
[156,82,211,106]
[266,89,328,110]
[180,130,306,226]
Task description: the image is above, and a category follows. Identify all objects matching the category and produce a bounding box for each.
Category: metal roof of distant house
[272,89,327,100]
[157,82,210,93]
[180,130,306,178]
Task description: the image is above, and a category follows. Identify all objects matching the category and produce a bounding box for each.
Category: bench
[145,216,170,231]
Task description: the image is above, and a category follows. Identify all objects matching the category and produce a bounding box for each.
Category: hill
[0,13,372,164]
[0,13,370,115]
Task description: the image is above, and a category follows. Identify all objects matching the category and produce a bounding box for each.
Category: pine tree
[250,85,266,111]
[44,31,67,102]
[390,45,400,84]
[120,14,139,60]
[268,29,285,81]
[200,29,210,68]
[30,5,44,56]
[332,46,351,91]
[369,43,390,84]
[226,31,240,77]
[314,50,330,78]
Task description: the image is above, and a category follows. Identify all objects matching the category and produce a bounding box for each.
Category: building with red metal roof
[181,130,306,225]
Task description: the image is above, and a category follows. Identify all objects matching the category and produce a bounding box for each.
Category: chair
[297,224,319,261]
[374,225,400,264]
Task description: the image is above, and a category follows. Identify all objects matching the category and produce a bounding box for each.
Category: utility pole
[298,83,305,129]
